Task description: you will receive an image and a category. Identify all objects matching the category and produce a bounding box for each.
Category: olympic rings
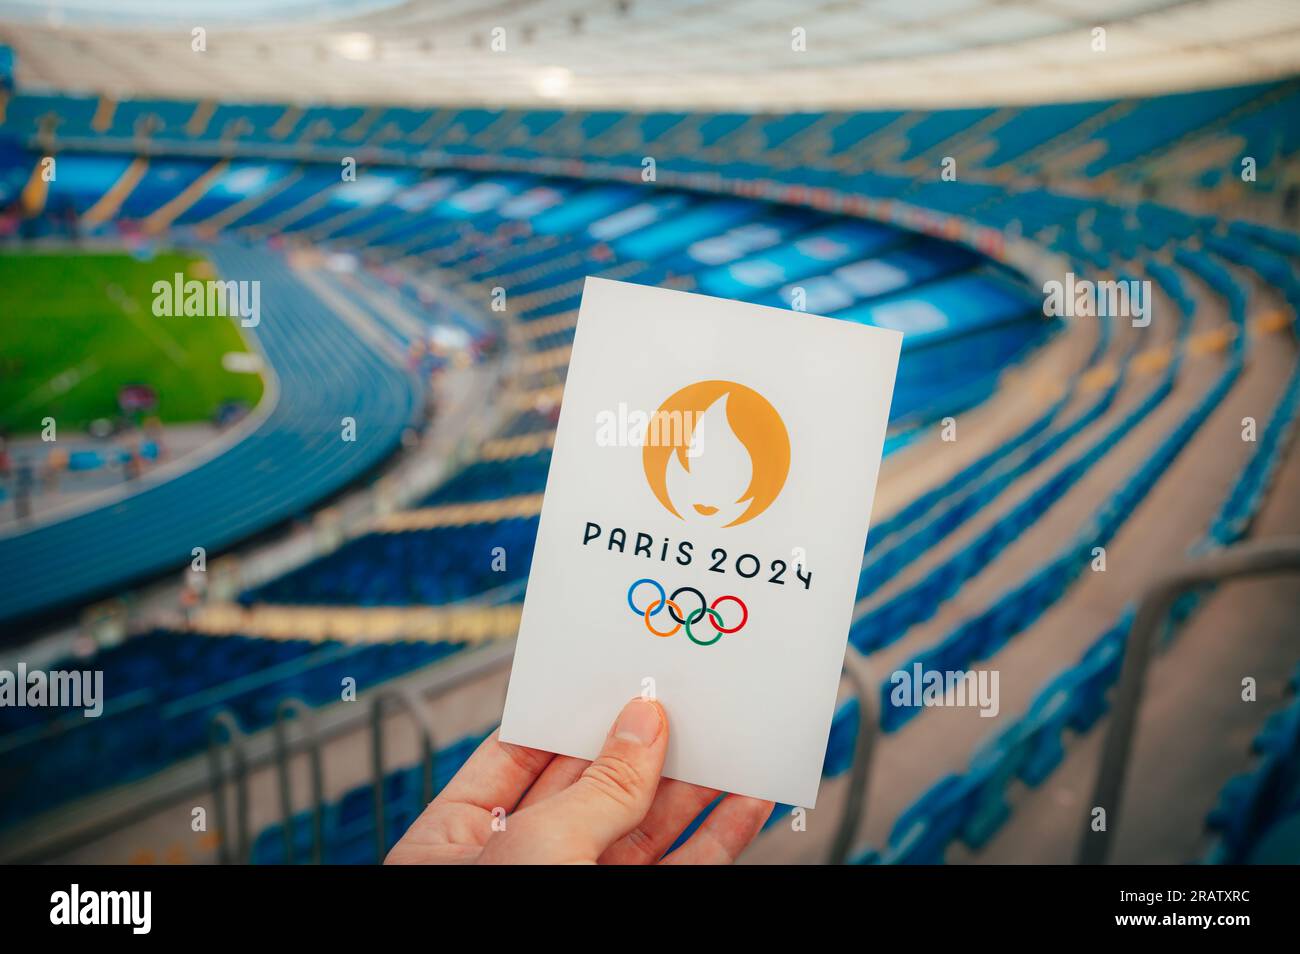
[643,599,682,637]
[684,607,724,646]
[709,595,748,633]
[626,579,748,645]
[665,585,706,625]
[628,578,666,617]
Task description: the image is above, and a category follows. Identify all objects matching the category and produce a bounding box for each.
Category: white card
[500,277,901,807]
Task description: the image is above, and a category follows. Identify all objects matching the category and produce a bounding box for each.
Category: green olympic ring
[684,607,725,646]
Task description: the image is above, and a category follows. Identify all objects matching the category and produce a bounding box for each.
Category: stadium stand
[0,66,1297,867]
[1206,663,1300,864]
[0,237,424,626]
[0,631,465,828]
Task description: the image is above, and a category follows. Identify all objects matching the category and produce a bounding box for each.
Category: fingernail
[613,699,663,746]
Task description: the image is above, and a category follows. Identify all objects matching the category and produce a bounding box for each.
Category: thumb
[530,698,669,858]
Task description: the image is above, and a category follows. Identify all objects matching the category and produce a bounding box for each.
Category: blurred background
[0,0,1298,865]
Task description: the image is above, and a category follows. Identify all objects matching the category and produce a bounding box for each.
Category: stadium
[0,0,1298,878]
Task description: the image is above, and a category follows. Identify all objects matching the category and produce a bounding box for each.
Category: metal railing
[0,640,509,864]
[272,698,325,864]
[206,710,250,865]
[252,654,875,866]
[828,650,879,864]
[199,639,879,866]
[370,687,437,864]
[1078,536,1300,864]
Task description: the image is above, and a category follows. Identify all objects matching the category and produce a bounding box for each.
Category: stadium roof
[1,0,1298,109]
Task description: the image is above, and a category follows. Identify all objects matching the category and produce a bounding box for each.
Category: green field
[0,250,265,434]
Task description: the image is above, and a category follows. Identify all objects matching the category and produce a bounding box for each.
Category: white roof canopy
[1,0,1298,109]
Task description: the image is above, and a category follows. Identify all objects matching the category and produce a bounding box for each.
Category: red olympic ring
[709,595,748,633]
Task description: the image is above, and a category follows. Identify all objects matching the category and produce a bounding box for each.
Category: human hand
[385,698,774,864]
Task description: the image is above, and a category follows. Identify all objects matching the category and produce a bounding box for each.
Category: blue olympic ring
[627,578,667,617]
